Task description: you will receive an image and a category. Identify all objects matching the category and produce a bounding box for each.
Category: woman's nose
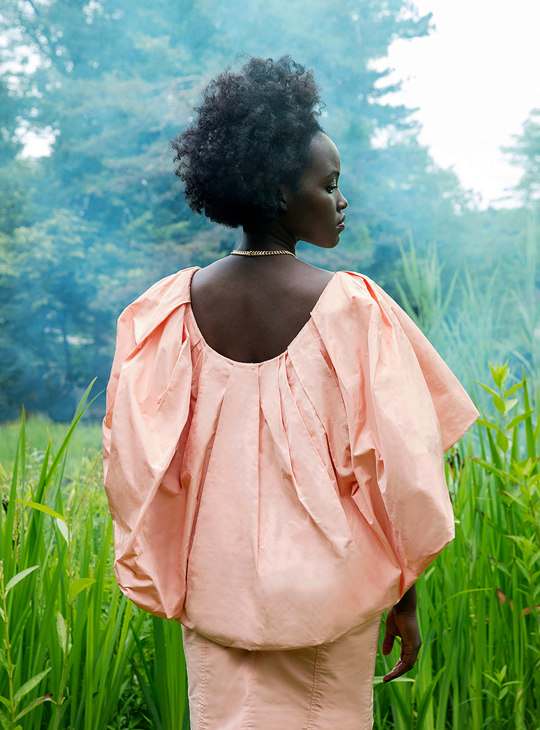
[338,195,348,210]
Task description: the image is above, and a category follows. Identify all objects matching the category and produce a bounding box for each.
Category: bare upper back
[189,256,335,363]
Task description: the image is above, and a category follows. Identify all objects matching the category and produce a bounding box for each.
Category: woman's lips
[336,222,345,230]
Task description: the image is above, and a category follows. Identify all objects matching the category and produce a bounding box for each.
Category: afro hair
[169,55,325,229]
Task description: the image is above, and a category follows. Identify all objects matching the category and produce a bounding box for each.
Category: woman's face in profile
[278,132,348,249]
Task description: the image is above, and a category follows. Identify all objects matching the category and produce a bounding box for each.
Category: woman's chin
[305,237,341,249]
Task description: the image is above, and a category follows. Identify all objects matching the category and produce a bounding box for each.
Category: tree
[502,107,540,209]
[0,0,477,419]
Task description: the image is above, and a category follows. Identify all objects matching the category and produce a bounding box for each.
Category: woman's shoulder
[336,269,384,295]
[128,266,198,309]
[311,268,392,320]
[117,266,199,346]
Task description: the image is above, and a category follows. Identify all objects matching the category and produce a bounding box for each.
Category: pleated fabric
[102,265,479,651]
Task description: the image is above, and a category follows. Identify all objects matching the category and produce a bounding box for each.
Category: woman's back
[189,257,335,364]
[102,264,479,649]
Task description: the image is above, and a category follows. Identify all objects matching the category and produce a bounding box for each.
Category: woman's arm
[382,584,422,683]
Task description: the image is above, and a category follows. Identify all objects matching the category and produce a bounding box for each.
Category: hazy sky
[371,0,540,209]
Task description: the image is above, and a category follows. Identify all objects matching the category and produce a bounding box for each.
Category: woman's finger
[381,629,396,655]
[382,656,415,683]
[382,627,421,682]
[381,608,398,655]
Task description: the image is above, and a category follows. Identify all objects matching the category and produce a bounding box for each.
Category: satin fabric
[102,266,479,650]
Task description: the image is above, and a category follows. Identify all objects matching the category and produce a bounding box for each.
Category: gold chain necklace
[230,249,296,257]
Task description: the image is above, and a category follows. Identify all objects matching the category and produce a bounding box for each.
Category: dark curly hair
[169,55,325,229]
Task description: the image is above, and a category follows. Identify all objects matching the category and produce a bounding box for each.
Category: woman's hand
[382,585,422,683]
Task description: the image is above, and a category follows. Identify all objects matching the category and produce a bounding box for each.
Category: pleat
[312,270,479,596]
[104,265,479,651]
[277,357,354,556]
[104,276,197,620]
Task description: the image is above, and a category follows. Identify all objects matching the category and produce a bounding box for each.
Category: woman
[102,56,479,729]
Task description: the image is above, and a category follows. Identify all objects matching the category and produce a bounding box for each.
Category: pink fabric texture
[182,614,382,730]
[102,266,479,651]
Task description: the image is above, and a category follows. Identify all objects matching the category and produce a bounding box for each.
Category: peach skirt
[181,614,382,730]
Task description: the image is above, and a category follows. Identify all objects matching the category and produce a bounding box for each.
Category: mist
[0,0,538,422]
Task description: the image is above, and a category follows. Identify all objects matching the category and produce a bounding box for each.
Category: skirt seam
[198,637,208,729]
[240,651,258,730]
[363,616,382,730]
[304,644,325,730]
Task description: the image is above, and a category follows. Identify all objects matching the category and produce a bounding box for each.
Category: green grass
[0,384,188,729]
[2,218,540,727]
[0,363,538,728]
[374,362,540,729]
[0,415,102,483]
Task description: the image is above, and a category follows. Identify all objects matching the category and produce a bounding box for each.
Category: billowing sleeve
[369,278,479,454]
[102,270,194,619]
[321,271,480,597]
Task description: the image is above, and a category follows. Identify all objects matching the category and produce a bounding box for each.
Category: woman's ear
[278,184,291,211]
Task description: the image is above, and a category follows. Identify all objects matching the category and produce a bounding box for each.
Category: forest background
[1,2,540,729]
[1,0,539,423]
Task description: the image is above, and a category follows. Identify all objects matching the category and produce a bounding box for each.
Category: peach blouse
[102,266,479,650]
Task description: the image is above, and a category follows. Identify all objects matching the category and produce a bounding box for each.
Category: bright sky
[371,0,540,209]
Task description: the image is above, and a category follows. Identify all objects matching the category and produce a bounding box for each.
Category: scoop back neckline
[186,266,342,368]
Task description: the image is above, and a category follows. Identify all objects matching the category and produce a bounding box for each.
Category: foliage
[1,363,539,728]
[0,206,151,421]
[374,362,540,729]
[502,108,540,207]
[0,0,483,421]
[385,207,540,413]
[0,384,189,729]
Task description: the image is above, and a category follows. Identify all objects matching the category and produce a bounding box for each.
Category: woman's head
[170,55,346,244]
[278,131,347,249]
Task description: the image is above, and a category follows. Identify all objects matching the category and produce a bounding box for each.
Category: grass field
[0,365,539,729]
[0,414,102,482]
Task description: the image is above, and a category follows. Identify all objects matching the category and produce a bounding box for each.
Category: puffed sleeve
[368,277,479,454]
[102,269,194,619]
[318,270,480,597]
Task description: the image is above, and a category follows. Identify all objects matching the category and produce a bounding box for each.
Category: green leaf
[489,363,505,389]
[476,382,499,398]
[55,518,69,544]
[496,430,509,452]
[14,694,54,722]
[0,697,11,711]
[0,710,10,730]
[506,410,536,431]
[0,650,7,670]
[5,566,40,595]
[14,500,64,521]
[470,458,510,481]
[499,491,527,509]
[56,612,67,654]
[477,418,498,431]
[415,665,446,727]
[13,668,51,705]
[504,381,526,397]
[373,676,415,685]
[506,535,526,545]
[68,577,96,601]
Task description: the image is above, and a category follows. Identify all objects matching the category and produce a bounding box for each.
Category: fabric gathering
[102,265,480,729]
